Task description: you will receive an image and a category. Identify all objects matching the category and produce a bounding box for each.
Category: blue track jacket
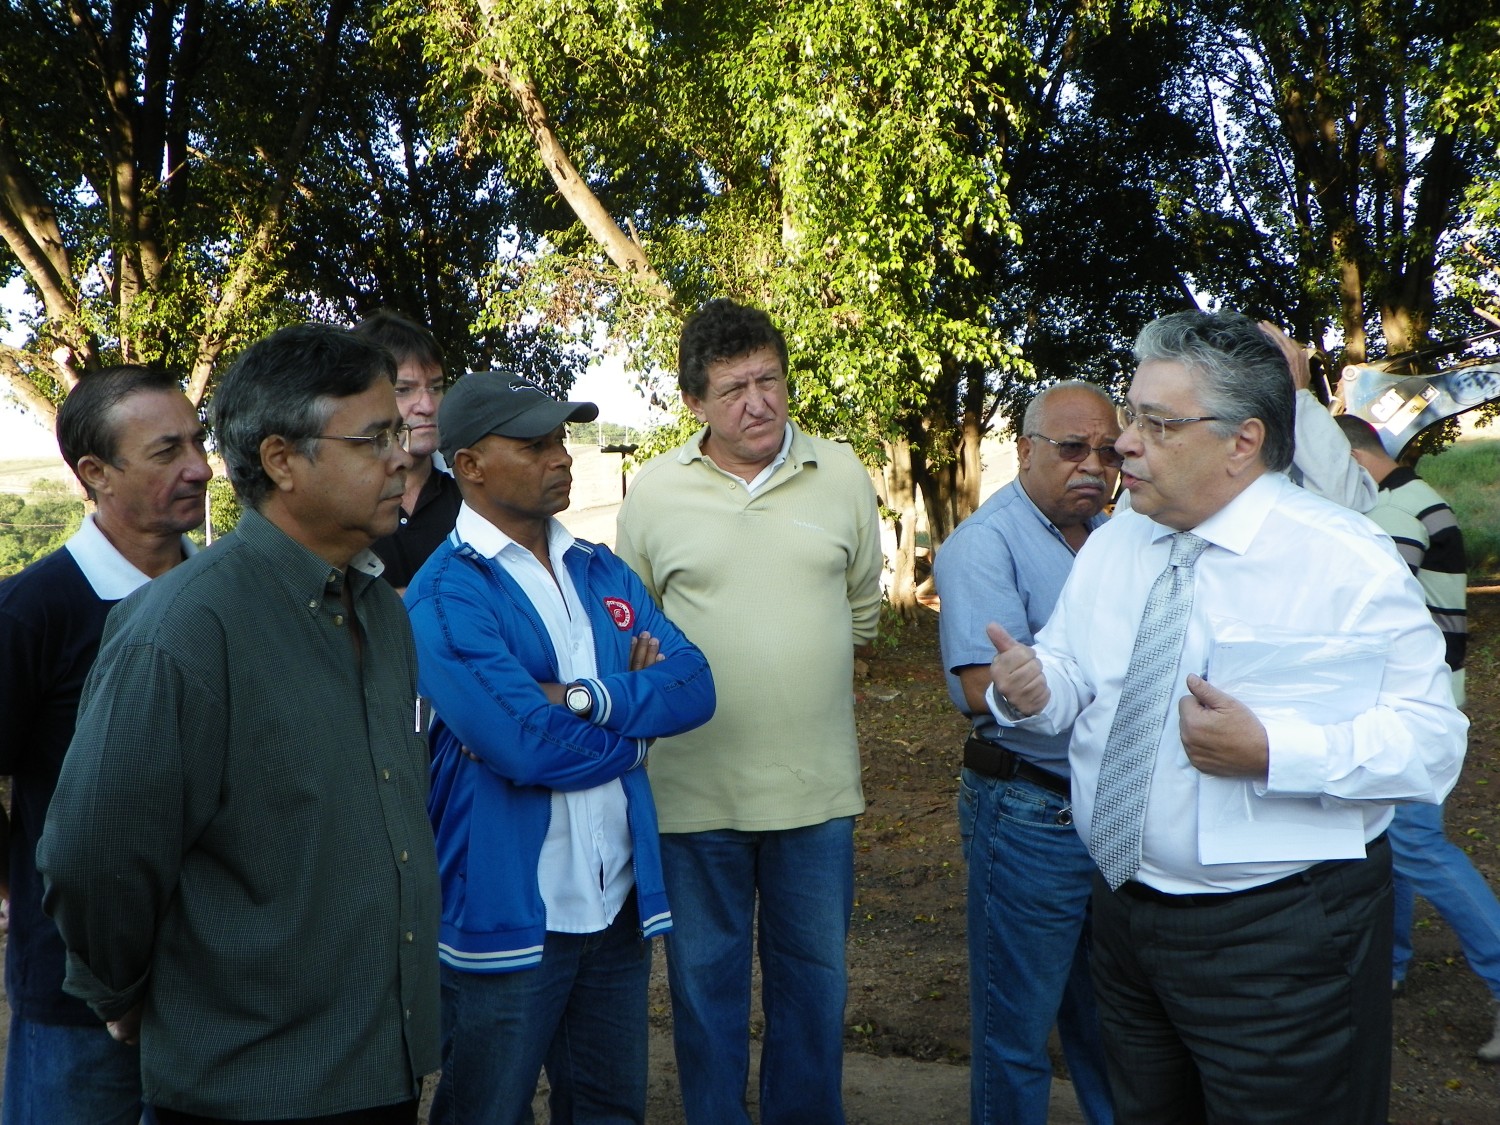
[406,532,715,974]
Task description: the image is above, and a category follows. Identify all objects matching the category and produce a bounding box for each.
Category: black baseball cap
[439,372,598,462]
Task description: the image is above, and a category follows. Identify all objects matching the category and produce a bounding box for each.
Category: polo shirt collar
[65,513,197,601]
[409,457,454,515]
[1378,465,1417,492]
[678,421,812,471]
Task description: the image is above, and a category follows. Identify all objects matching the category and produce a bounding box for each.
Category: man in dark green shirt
[38,324,441,1124]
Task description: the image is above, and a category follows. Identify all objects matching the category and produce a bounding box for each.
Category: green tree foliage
[280,14,588,385]
[0,0,360,413]
[1185,2,1500,367]
[393,0,1080,609]
[8,1,1496,613]
[0,0,586,427]
[0,484,84,577]
[394,0,1498,609]
[206,475,241,540]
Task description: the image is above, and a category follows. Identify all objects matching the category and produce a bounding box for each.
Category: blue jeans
[1390,800,1500,996]
[2,1014,149,1125]
[429,900,652,1125]
[659,818,854,1125]
[959,769,1114,1125]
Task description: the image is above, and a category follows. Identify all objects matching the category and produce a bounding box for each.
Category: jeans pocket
[958,775,978,862]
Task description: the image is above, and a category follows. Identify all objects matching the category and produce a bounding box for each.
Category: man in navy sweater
[0,365,209,1125]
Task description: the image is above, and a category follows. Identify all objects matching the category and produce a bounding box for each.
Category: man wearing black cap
[404,372,716,1125]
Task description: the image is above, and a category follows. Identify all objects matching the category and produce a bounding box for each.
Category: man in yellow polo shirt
[616,298,883,1125]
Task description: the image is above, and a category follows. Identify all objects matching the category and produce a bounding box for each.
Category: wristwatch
[565,682,594,719]
[987,684,1025,722]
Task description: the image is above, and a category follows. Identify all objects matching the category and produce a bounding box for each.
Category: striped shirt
[1365,466,1467,697]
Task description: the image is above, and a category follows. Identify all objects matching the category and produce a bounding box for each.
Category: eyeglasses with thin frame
[1026,432,1124,469]
[1117,404,1222,441]
[309,424,413,457]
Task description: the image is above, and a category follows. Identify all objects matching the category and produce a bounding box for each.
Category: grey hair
[1020,380,1116,437]
[1132,311,1294,472]
[212,323,396,509]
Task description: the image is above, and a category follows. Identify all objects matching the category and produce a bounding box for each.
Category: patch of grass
[1414,439,1500,578]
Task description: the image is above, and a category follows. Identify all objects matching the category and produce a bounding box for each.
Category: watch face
[567,686,591,713]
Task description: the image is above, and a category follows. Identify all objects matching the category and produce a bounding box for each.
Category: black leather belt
[1117,833,1390,906]
[962,734,1070,799]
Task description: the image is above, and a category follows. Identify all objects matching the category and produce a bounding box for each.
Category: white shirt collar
[64,513,197,601]
[1141,470,1289,558]
[454,503,574,562]
[744,423,796,495]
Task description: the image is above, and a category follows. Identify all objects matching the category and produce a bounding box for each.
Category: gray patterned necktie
[1090,531,1210,890]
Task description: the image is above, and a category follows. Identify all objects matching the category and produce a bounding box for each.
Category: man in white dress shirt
[986,309,1467,1125]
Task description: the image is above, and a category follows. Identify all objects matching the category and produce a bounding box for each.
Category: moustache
[1068,475,1107,491]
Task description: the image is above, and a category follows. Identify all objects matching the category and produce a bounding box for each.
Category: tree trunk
[185,0,354,404]
[0,127,99,383]
[0,346,63,428]
[472,2,671,304]
[882,436,920,622]
[1331,222,1369,367]
[910,357,989,560]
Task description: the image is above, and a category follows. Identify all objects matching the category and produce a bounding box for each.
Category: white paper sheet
[1197,621,1388,864]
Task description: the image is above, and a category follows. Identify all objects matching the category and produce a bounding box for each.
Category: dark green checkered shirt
[38,508,440,1118]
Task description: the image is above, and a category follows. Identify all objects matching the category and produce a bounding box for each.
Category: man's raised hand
[1258,320,1313,392]
[985,622,1050,717]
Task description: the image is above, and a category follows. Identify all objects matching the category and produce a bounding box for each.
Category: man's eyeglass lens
[1030,433,1124,469]
[1117,405,1219,439]
[312,425,412,455]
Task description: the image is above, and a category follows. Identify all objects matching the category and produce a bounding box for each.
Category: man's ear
[1016,434,1034,472]
[1226,418,1266,477]
[682,391,707,424]
[260,435,299,493]
[74,454,113,498]
[451,447,483,485]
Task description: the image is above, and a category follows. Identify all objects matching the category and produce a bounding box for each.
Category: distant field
[1414,438,1500,579]
[0,457,76,497]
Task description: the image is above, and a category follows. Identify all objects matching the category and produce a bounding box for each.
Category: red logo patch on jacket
[603,597,635,630]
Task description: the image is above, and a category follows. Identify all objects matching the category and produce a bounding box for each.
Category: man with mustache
[354,309,461,595]
[39,324,441,1124]
[938,324,1375,1125]
[406,372,715,1125]
[0,365,209,1125]
[933,381,1120,1125]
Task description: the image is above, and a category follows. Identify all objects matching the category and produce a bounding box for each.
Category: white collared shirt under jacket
[454,504,633,934]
